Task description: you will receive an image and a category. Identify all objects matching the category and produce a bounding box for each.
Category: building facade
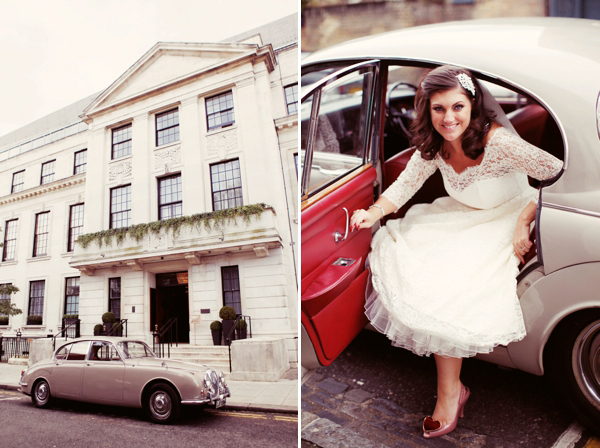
[0,14,299,364]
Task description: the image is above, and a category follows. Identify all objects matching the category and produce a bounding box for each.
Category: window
[33,212,50,257]
[110,185,131,229]
[158,174,182,220]
[109,278,121,320]
[64,277,80,315]
[66,341,90,361]
[294,153,298,178]
[2,219,18,261]
[74,149,87,174]
[285,84,298,115]
[0,283,11,318]
[68,204,84,252]
[210,159,243,211]
[28,280,45,319]
[206,91,235,130]
[156,109,180,146]
[90,341,121,362]
[111,124,132,159]
[221,266,241,315]
[40,160,55,185]
[11,170,24,194]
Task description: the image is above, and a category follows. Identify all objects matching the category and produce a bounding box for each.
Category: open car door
[301,60,380,369]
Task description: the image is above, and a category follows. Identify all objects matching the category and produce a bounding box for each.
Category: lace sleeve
[381,149,438,210]
[494,128,563,181]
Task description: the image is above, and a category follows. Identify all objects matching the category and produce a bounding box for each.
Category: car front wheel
[31,379,52,409]
[548,312,600,433]
[144,383,181,424]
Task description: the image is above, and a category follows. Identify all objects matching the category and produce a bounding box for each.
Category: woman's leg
[431,355,463,425]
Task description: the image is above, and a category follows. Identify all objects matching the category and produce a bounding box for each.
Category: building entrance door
[151,272,190,343]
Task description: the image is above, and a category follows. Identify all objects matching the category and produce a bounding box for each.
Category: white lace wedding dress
[366,127,563,357]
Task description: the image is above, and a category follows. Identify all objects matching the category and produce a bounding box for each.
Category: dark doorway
[151,272,189,343]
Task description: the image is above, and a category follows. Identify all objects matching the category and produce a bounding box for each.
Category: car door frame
[301,59,384,368]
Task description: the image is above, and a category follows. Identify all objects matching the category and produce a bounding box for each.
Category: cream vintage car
[301,18,600,432]
[19,337,230,424]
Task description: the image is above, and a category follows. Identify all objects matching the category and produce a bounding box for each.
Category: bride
[349,65,562,438]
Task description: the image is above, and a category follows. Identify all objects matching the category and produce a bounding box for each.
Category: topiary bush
[102,312,116,323]
[210,320,222,331]
[219,306,236,320]
[235,319,247,330]
[27,315,42,325]
[63,314,79,320]
[94,324,104,335]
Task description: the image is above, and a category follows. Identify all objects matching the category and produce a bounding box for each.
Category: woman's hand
[513,221,533,264]
[350,208,379,232]
[513,200,536,264]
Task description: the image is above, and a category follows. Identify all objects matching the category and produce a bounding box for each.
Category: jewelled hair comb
[456,73,476,96]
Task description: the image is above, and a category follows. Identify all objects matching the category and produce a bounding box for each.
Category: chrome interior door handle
[334,207,349,243]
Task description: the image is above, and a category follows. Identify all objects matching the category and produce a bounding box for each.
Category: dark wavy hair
[410,65,496,160]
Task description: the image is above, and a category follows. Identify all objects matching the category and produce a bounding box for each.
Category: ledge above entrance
[69,208,283,275]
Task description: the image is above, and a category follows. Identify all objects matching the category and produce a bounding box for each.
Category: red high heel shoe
[422,384,470,439]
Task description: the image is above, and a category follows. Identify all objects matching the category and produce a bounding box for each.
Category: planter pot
[27,318,42,325]
[222,320,236,346]
[62,318,80,338]
[235,327,247,340]
[94,329,102,336]
[211,329,222,346]
[103,322,122,336]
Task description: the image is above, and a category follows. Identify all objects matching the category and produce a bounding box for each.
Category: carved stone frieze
[206,130,237,160]
[154,145,181,171]
[109,159,132,182]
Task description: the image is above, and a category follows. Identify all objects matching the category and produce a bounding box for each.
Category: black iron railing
[227,314,252,373]
[53,319,81,350]
[152,318,178,359]
[0,336,41,362]
[106,319,128,337]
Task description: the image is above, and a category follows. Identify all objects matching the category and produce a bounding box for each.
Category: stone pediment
[82,42,275,118]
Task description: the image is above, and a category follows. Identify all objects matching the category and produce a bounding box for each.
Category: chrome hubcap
[36,382,49,403]
[573,321,600,411]
[150,391,172,419]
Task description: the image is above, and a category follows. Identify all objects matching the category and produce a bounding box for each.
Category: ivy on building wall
[76,203,274,249]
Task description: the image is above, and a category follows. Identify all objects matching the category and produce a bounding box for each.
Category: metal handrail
[227,314,252,373]
[152,318,178,359]
[53,319,81,350]
[106,319,128,337]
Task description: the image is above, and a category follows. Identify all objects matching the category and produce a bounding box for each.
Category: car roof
[303,18,600,103]
[56,337,145,346]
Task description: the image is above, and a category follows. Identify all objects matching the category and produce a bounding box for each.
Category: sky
[0,0,298,137]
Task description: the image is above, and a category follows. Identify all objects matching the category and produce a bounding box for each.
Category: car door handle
[334,207,349,243]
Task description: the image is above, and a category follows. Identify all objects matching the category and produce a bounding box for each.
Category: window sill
[110,154,133,163]
[206,124,237,136]
[23,325,46,330]
[0,260,18,267]
[27,255,51,263]
[0,326,11,331]
[155,141,181,151]
[61,252,75,258]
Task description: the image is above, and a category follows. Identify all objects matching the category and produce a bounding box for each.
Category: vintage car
[19,337,230,424]
[300,18,600,432]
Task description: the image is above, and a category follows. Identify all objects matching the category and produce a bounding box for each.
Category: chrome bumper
[181,391,230,406]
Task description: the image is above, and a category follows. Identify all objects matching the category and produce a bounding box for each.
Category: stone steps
[156,344,231,371]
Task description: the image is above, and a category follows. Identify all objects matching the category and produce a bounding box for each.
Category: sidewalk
[0,361,297,414]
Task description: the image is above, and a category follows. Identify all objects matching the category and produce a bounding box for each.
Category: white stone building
[0,14,298,364]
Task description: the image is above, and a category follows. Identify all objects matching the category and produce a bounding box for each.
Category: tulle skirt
[365,193,533,358]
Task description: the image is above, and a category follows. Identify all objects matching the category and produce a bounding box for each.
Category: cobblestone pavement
[301,331,598,447]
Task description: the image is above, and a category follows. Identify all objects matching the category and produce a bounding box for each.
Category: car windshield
[117,341,156,359]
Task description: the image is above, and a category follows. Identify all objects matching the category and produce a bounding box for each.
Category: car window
[301,62,377,198]
[117,341,156,359]
[66,341,90,361]
[55,344,70,360]
[90,341,122,361]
